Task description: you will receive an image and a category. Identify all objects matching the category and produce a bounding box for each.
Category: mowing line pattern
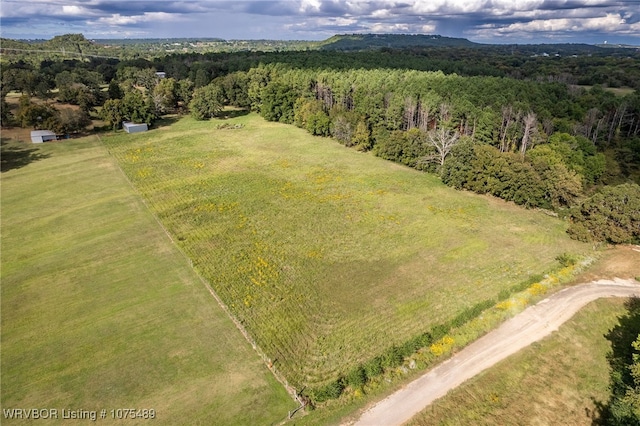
[101,114,590,390]
[100,132,302,402]
[1,136,295,425]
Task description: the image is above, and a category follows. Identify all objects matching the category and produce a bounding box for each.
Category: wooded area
[2,34,639,244]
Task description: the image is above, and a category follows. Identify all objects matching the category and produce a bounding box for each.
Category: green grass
[101,113,591,392]
[1,137,295,424]
[408,297,629,426]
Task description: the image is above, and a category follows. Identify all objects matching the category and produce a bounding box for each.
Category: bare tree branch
[520,111,537,157]
[424,128,460,166]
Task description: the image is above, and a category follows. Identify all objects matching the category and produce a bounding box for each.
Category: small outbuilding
[31,130,57,143]
[122,122,148,134]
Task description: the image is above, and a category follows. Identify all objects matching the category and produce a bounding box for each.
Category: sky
[1,0,640,45]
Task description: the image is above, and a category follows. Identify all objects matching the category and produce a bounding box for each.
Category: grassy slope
[102,113,590,390]
[408,297,628,426]
[1,137,295,425]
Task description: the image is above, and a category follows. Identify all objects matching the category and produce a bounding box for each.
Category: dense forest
[2,33,639,244]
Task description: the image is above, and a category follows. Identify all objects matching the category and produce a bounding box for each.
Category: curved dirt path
[353,278,640,426]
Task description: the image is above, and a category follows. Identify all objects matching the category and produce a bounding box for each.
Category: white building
[30,130,57,143]
[122,122,148,133]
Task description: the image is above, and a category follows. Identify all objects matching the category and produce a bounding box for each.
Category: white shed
[122,122,148,134]
[31,130,57,143]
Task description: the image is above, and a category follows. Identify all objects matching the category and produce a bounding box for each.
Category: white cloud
[284,16,358,33]
[1,1,95,18]
[370,22,410,32]
[93,12,179,27]
[1,0,638,43]
[421,23,437,33]
[371,8,392,19]
[469,12,640,40]
[499,13,624,34]
[61,5,86,16]
[411,0,546,15]
[299,0,322,13]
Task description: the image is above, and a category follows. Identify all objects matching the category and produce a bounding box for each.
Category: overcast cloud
[1,0,639,44]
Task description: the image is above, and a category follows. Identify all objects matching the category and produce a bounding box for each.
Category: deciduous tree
[152,77,178,114]
[189,83,224,120]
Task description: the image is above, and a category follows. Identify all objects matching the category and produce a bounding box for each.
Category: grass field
[408,297,631,426]
[1,137,295,424]
[101,112,591,391]
[571,85,636,97]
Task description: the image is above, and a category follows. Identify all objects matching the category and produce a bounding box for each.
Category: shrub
[381,345,403,369]
[430,324,448,341]
[556,253,578,267]
[363,356,383,379]
[449,299,495,328]
[312,378,345,403]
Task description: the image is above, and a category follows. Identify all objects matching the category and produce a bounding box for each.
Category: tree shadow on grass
[591,297,640,425]
[1,138,51,173]
[219,109,250,119]
[152,114,182,129]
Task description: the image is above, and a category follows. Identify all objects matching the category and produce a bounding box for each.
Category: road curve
[353,278,640,426]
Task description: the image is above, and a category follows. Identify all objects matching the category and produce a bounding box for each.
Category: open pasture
[102,113,590,390]
[1,137,294,424]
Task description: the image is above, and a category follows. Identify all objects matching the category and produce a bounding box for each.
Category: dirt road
[353,278,640,426]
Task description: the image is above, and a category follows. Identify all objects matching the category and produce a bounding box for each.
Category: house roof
[31,130,56,137]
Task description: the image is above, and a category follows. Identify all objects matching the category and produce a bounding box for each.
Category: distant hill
[595,43,640,49]
[44,34,100,55]
[93,37,226,45]
[0,33,116,59]
[0,38,32,50]
[318,34,480,50]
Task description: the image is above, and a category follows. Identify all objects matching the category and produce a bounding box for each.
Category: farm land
[101,113,591,394]
[2,31,640,425]
[4,107,640,424]
[0,136,295,424]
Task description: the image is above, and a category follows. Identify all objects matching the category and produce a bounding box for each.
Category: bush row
[306,298,496,404]
[305,263,579,406]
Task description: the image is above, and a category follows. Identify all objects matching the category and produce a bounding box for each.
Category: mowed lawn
[408,297,631,426]
[102,113,591,389]
[1,137,295,424]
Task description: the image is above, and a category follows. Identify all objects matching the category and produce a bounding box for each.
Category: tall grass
[102,113,590,392]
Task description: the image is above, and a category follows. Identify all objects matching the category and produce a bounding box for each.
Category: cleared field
[101,113,591,391]
[408,297,631,426]
[0,137,295,424]
[570,84,636,97]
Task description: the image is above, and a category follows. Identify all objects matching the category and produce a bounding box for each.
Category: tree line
[217,64,639,243]
[2,46,638,243]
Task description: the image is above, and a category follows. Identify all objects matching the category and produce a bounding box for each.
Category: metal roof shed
[31,130,57,143]
[123,122,148,134]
